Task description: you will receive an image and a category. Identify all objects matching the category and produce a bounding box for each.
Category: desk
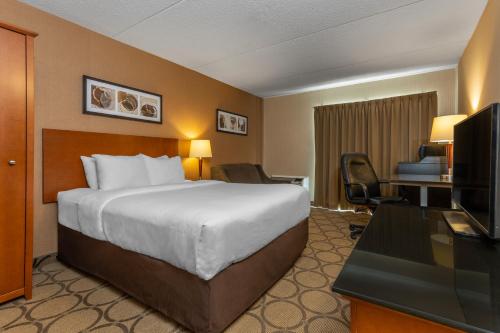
[386,174,452,207]
[332,204,500,333]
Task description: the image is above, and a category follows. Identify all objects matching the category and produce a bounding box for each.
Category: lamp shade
[189,139,212,158]
[430,114,468,143]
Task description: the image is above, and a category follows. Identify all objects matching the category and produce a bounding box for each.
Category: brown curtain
[314,91,437,209]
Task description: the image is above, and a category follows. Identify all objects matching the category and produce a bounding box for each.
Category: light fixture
[430,114,468,177]
[189,140,212,180]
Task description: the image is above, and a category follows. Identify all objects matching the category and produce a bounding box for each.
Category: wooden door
[0,28,27,297]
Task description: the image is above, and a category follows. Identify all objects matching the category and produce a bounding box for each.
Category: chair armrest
[346,182,369,201]
[254,165,292,184]
[210,166,231,182]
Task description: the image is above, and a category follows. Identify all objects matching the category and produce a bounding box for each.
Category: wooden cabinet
[349,297,464,333]
[0,23,36,303]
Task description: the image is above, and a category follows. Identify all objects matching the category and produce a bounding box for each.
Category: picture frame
[216,109,248,136]
[83,75,162,124]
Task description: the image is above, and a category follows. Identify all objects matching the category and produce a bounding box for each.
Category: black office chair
[340,153,405,239]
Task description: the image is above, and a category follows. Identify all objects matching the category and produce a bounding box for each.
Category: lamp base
[198,157,203,180]
[445,143,453,172]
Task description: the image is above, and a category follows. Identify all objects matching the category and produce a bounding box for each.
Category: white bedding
[58,188,96,231]
[58,181,310,280]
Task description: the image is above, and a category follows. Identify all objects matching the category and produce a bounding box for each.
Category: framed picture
[216,109,248,135]
[83,75,162,124]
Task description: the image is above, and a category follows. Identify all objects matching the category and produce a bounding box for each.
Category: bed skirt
[57,219,308,333]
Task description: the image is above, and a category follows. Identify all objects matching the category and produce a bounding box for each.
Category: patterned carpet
[0,208,369,333]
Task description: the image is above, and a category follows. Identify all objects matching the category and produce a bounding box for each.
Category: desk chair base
[350,224,366,239]
[349,202,409,239]
[349,206,375,239]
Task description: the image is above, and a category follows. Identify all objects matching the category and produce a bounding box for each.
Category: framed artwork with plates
[216,109,248,135]
[83,75,162,124]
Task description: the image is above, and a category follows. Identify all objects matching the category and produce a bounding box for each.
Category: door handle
[8,160,16,166]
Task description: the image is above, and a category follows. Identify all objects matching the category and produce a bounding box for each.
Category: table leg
[420,186,428,207]
[451,188,457,209]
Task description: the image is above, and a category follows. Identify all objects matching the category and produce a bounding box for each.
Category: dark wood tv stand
[333,204,500,333]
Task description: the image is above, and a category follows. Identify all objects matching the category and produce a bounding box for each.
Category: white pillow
[80,156,98,190]
[143,155,185,185]
[138,154,168,160]
[92,154,150,190]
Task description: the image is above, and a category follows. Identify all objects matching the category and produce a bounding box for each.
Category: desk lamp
[430,114,467,179]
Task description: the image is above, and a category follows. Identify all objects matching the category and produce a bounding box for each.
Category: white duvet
[58,181,310,280]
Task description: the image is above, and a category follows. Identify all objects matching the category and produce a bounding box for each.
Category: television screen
[453,106,495,235]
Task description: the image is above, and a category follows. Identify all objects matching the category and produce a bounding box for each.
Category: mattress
[57,180,310,280]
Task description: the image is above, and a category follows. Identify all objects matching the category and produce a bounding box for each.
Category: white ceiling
[21,0,487,97]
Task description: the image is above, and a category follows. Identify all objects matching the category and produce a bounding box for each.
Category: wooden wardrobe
[0,22,36,303]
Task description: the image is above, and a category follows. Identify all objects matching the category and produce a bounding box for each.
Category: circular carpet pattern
[0,208,369,332]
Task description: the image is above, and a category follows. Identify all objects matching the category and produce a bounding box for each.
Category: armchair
[211,164,291,184]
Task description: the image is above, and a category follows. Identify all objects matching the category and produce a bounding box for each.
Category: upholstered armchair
[211,164,291,184]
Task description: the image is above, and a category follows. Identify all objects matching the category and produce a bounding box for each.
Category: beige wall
[459,0,500,115]
[263,69,457,199]
[0,0,263,257]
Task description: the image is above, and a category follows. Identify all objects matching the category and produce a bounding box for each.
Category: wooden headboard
[42,129,179,203]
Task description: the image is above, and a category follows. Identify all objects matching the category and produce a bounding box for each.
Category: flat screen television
[453,103,500,239]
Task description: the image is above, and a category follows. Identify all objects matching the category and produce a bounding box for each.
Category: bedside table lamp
[430,114,467,177]
[190,140,212,179]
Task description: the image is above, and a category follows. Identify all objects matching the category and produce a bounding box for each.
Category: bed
[43,129,310,333]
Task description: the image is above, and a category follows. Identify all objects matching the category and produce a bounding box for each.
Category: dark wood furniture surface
[388,174,452,187]
[348,296,463,333]
[333,204,500,333]
[0,23,35,303]
[402,187,452,209]
[42,129,179,203]
[385,174,452,207]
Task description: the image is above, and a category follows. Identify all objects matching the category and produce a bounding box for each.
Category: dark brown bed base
[58,219,308,333]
